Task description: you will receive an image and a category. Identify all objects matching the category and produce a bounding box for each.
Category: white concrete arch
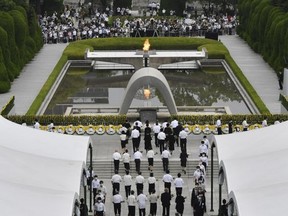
[119,67,177,115]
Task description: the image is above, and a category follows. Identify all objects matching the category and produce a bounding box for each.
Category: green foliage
[42,0,64,15]
[160,0,186,16]
[0,48,11,93]
[0,96,14,115]
[238,0,288,72]
[0,2,43,93]
[26,55,68,115]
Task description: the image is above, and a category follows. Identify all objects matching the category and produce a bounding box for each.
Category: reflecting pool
[44,67,251,115]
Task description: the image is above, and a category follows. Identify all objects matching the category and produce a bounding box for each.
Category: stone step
[90,159,219,179]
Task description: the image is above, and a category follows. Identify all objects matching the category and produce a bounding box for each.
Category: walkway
[0,43,68,115]
[219,35,281,114]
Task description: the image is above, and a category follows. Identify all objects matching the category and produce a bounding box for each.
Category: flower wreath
[221,124,229,134]
[106,125,116,135]
[86,125,95,135]
[192,124,202,135]
[95,125,105,135]
[202,124,212,135]
[211,125,218,135]
[76,125,85,135]
[56,126,65,134]
[235,125,242,132]
[115,125,123,135]
[183,124,191,134]
[66,125,75,135]
[249,124,262,130]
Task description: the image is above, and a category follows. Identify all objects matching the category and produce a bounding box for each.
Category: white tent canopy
[0,116,91,216]
[213,121,288,216]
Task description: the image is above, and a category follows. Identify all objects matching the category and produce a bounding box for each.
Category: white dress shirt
[127,195,136,206]
[147,176,156,184]
[135,175,145,184]
[157,131,166,140]
[162,174,173,183]
[131,128,140,138]
[153,124,161,133]
[113,194,123,203]
[137,194,148,209]
[146,149,154,158]
[123,174,133,186]
[179,130,188,139]
[174,177,184,188]
[161,150,171,158]
[113,152,121,160]
[111,174,122,183]
[134,151,142,160]
[122,152,130,163]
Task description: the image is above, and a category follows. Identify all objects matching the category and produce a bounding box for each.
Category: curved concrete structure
[119,67,177,115]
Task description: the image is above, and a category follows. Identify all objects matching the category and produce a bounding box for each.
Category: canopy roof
[213,121,288,216]
[0,116,91,216]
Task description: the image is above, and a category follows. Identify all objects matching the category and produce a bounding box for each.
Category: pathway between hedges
[219,35,281,114]
[0,43,68,115]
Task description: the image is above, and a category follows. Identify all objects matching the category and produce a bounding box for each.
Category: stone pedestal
[140,108,157,123]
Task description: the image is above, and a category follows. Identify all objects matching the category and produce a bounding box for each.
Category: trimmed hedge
[0,1,43,92]
[238,0,288,72]
[0,96,14,115]
[4,114,287,126]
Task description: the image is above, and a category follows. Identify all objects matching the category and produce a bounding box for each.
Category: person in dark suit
[175,194,186,216]
[161,188,172,216]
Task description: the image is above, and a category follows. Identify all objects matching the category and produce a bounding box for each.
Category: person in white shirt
[146,148,155,171]
[162,120,168,129]
[242,118,249,131]
[112,150,121,173]
[33,119,40,129]
[47,120,54,132]
[174,173,184,196]
[157,128,166,154]
[92,175,100,203]
[149,189,158,216]
[171,118,179,129]
[147,172,156,195]
[153,121,161,147]
[199,141,208,155]
[135,172,145,195]
[179,128,188,152]
[137,191,148,216]
[199,153,208,171]
[98,180,107,203]
[134,149,142,173]
[133,118,143,128]
[120,130,127,152]
[123,170,133,199]
[262,117,268,127]
[111,171,122,195]
[203,136,210,150]
[161,148,171,172]
[122,149,130,171]
[127,190,137,216]
[112,191,124,216]
[94,197,106,216]
[216,117,222,135]
[193,166,202,184]
[162,170,173,194]
[131,127,140,152]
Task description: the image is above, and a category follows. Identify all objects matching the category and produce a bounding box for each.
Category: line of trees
[237,0,288,72]
[0,0,43,93]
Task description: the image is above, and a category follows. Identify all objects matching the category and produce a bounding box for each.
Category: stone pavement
[219,35,281,114]
[0,43,68,115]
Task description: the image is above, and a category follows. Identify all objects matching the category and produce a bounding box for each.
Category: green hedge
[0,2,43,93]
[0,96,14,115]
[238,0,288,72]
[4,114,287,126]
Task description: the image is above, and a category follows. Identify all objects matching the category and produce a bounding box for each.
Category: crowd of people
[80,117,213,216]
[39,1,237,44]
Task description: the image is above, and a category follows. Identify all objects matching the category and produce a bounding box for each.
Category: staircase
[91,159,219,179]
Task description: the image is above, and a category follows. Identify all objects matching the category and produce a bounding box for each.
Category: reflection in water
[45,68,250,115]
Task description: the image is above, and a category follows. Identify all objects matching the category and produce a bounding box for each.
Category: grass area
[26,37,270,115]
